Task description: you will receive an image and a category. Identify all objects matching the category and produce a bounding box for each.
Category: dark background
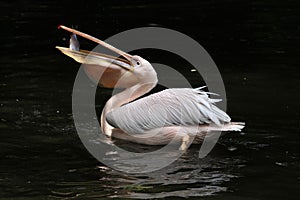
[1,0,299,199]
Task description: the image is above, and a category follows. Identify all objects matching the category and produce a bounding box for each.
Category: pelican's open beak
[56,25,134,72]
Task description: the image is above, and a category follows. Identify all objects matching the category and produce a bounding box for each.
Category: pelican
[56,25,244,150]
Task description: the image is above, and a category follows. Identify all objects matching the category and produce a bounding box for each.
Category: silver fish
[69,33,80,51]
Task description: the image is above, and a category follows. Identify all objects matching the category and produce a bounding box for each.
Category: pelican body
[56,26,244,150]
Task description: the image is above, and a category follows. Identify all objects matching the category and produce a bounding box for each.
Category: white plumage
[106,87,231,135]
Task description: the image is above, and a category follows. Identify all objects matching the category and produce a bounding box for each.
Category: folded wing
[106,87,231,134]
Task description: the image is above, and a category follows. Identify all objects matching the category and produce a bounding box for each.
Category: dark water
[1,0,300,199]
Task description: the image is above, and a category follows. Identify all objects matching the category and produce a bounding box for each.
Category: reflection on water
[1,0,300,199]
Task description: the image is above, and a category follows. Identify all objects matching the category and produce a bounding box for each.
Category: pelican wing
[106,87,231,134]
[56,47,139,88]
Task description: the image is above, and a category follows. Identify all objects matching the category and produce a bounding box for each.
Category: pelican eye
[136,61,140,66]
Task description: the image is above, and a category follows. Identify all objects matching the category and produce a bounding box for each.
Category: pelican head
[130,55,158,85]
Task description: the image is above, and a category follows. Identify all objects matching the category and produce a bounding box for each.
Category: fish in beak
[69,33,80,51]
[56,25,138,88]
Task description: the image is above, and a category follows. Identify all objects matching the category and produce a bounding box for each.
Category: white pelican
[56,25,244,150]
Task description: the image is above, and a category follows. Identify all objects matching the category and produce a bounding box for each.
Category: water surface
[1,0,300,199]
